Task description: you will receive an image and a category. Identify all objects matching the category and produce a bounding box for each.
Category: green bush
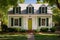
[7,28,21,32]
[50,27,56,32]
[1,24,8,32]
[40,27,48,32]
[20,29,26,33]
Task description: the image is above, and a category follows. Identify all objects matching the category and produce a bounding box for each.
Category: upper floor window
[13,7,21,14]
[26,7,34,14]
[39,7,47,14]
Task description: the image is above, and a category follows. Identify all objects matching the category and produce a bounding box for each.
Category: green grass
[0,34,27,40]
[34,34,60,40]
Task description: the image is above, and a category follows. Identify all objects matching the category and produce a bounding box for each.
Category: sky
[25,0,36,4]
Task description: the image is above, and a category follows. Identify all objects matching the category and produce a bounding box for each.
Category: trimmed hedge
[40,27,48,32]
[50,27,56,32]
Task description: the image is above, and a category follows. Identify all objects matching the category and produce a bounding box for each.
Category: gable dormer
[39,4,47,14]
[26,4,34,14]
[13,5,21,14]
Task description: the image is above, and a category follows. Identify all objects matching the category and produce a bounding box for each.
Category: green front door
[28,18,32,30]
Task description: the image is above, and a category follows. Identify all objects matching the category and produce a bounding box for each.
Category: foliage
[52,7,60,25]
[50,27,56,32]
[19,0,25,3]
[1,24,8,32]
[40,27,48,32]
[0,0,25,25]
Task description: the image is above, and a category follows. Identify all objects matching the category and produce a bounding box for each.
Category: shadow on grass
[34,34,60,40]
[0,35,27,40]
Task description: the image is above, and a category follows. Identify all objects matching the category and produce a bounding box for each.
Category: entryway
[28,18,32,30]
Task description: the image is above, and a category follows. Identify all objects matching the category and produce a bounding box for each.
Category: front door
[28,18,32,30]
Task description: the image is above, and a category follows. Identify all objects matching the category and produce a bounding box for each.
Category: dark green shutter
[19,18,21,26]
[39,7,41,14]
[19,7,21,14]
[38,18,41,26]
[13,7,15,14]
[26,7,28,14]
[11,18,13,26]
[46,18,49,26]
[32,7,34,14]
[45,7,47,14]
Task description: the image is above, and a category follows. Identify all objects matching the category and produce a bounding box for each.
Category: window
[13,7,21,14]
[14,19,18,26]
[29,7,31,13]
[26,7,34,14]
[39,7,47,14]
[42,19,45,26]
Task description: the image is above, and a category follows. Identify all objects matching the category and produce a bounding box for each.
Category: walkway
[27,33,35,40]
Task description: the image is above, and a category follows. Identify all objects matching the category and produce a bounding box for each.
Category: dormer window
[39,7,47,14]
[26,4,34,14]
[26,7,34,14]
[39,4,47,14]
[13,7,21,14]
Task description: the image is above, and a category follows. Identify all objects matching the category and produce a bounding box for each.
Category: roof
[8,4,52,14]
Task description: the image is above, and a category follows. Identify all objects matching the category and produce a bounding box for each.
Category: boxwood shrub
[50,27,56,32]
[40,27,48,32]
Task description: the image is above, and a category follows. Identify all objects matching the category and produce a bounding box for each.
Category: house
[8,4,52,30]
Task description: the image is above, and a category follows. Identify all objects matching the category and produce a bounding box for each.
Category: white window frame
[13,17,19,26]
[41,7,46,13]
[28,7,33,14]
[41,18,46,26]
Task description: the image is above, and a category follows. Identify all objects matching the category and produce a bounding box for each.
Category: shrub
[40,27,48,32]
[1,24,8,32]
[7,28,21,32]
[7,28,15,32]
[20,29,26,33]
[50,27,56,32]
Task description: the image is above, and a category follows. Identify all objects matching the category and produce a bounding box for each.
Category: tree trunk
[55,0,60,9]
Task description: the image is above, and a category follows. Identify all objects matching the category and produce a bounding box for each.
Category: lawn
[34,33,60,40]
[0,33,27,40]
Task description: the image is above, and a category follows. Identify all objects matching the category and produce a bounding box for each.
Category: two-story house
[8,4,52,30]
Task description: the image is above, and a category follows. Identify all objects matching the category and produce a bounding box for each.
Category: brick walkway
[27,33,35,40]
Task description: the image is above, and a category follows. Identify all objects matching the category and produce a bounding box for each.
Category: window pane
[42,7,44,13]
[19,7,21,14]
[45,7,47,13]
[14,19,18,26]
[42,19,45,26]
[29,7,31,13]
[16,7,18,13]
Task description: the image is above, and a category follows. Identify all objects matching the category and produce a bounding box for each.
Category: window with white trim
[26,7,34,14]
[39,7,47,14]
[14,19,18,26]
[13,7,21,14]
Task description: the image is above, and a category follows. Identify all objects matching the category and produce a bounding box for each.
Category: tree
[52,7,60,26]
[43,0,60,9]
[0,0,25,25]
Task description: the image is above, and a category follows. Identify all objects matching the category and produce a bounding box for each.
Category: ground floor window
[11,18,22,26]
[14,19,18,26]
[42,19,46,26]
[38,18,49,26]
